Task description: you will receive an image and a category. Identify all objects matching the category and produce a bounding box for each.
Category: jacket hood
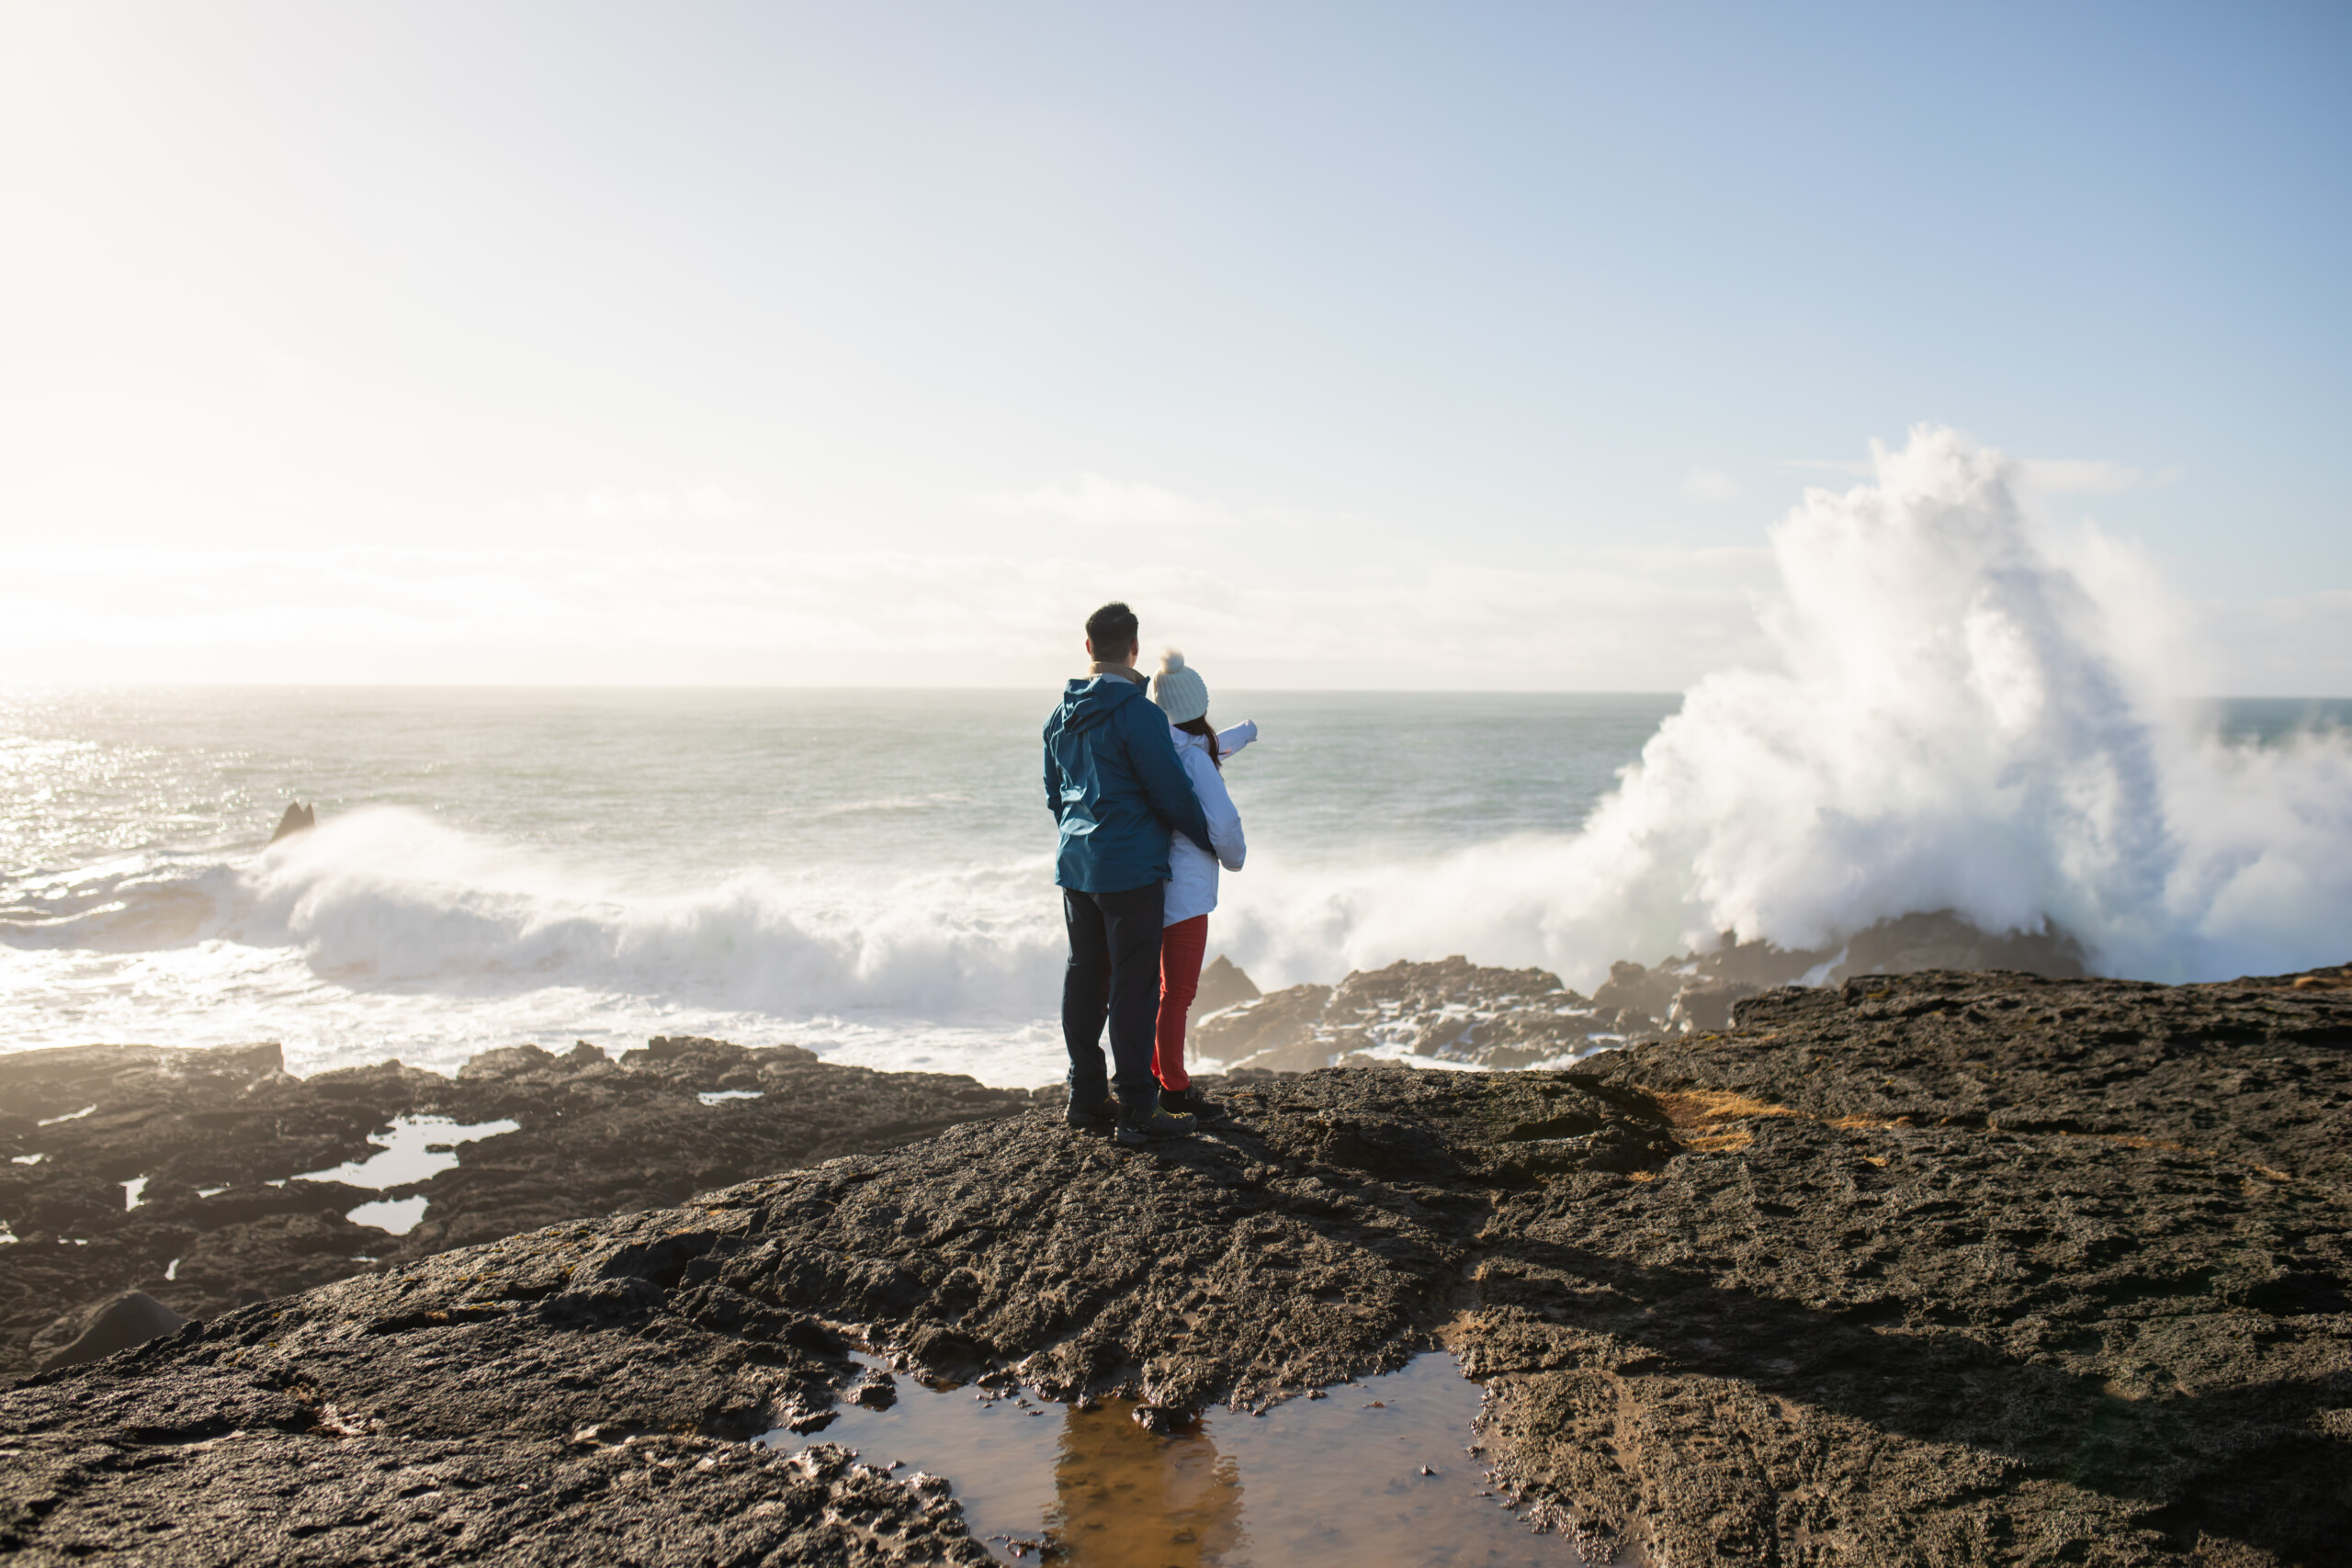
[1057,673,1141,734]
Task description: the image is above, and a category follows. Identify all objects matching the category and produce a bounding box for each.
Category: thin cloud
[972,473,1249,530]
[505,485,762,524]
[0,546,1775,691]
[1,541,2338,694]
[1680,468,1742,502]
[1784,453,2171,499]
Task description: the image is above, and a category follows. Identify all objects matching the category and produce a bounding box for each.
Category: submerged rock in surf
[1200,956,1611,1074]
[1197,913,2091,1077]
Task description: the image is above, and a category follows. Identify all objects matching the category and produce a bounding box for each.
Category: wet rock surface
[0,1035,1031,1381]
[1476,971,2352,1565]
[4,1428,988,1566]
[3,964,2348,1564]
[1198,955,1611,1071]
[1200,910,2090,1074]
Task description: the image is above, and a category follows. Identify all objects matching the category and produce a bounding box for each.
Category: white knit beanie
[1150,649,1209,725]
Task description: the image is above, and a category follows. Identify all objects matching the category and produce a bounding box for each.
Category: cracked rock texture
[0,1035,1033,1380]
[3,965,2348,1564]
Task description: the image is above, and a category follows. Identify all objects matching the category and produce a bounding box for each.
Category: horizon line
[5,682,2349,701]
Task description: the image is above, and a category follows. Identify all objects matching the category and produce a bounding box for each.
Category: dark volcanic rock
[1472,968,2352,1564]
[1199,956,1616,1071]
[1838,908,2086,979]
[0,1035,1032,1382]
[1200,915,2091,1078]
[1193,953,1261,1014]
[3,966,2348,1564]
[4,1429,987,1565]
[36,1292,187,1375]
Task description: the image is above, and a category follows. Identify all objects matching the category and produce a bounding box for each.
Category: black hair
[1174,715,1221,770]
[1085,602,1139,658]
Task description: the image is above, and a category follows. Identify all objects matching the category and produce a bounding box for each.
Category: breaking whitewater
[2,426,2347,1085]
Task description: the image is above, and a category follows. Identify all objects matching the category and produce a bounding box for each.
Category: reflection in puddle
[347,1195,429,1235]
[294,1113,520,1190]
[291,1114,518,1237]
[767,1353,1579,1567]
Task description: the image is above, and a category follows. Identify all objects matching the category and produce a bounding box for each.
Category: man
[1043,602,1216,1145]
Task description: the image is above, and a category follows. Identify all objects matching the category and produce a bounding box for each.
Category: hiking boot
[1114,1099,1196,1145]
[1064,1092,1117,1130]
[1159,1085,1227,1122]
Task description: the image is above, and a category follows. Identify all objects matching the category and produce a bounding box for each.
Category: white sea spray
[1,434,2346,1083]
[1211,427,2352,988]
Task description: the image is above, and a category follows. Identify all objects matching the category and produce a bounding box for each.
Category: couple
[1043,601,1254,1146]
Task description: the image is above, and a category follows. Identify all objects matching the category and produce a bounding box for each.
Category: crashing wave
[1211,426,2352,989]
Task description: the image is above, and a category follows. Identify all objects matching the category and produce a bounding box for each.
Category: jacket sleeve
[1124,704,1214,853]
[1185,749,1247,872]
[1216,719,1258,760]
[1042,717,1065,818]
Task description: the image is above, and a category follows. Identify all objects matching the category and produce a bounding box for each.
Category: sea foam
[1212,427,2352,988]
[201,430,2352,998]
[3,428,2345,1083]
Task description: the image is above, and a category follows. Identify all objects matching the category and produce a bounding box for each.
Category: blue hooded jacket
[1044,674,1215,893]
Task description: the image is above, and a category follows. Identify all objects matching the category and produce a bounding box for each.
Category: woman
[1148,649,1254,1121]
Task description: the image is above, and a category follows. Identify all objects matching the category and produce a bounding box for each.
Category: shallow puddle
[289,1114,518,1233]
[294,1113,521,1190]
[767,1352,1580,1567]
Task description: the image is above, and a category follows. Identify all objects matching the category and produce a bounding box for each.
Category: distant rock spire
[269,801,316,843]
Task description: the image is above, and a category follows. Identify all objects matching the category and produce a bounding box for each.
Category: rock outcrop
[1198,955,1611,1072]
[1193,953,1261,1014]
[0,1036,1033,1382]
[1202,911,2091,1074]
[4,964,2346,1563]
[35,1292,187,1375]
[266,802,315,843]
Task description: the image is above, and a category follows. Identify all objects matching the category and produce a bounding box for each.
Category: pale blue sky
[2,2,2346,687]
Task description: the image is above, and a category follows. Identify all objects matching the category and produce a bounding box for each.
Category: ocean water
[0,685,1681,1084]
[6,434,2350,1087]
[2,682,2346,1089]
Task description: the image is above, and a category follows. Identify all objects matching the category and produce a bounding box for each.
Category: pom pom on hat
[1151,649,1209,724]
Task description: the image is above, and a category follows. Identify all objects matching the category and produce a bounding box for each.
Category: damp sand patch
[765,1351,1581,1567]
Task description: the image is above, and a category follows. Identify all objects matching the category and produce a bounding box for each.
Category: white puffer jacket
[1162,722,1252,925]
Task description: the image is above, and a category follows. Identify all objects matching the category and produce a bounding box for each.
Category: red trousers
[1154,915,1209,1091]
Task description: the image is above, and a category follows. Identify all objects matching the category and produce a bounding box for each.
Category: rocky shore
[0,1036,1033,1381]
[4,963,2349,1564]
[1196,909,2091,1070]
